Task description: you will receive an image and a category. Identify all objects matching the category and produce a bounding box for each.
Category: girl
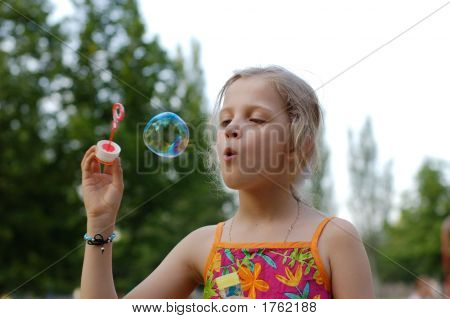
[80,66,374,299]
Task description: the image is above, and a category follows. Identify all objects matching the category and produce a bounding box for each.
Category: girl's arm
[79,146,205,298]
[123,227,208,298]
[326,218,375,298]
[82,221,205,299]
[81,219,118,298]
[80,146,123,299]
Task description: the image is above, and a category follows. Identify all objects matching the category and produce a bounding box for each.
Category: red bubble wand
[95,103,125,165]
[104,103,125,152]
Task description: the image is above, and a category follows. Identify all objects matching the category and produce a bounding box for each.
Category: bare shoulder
[183,224,219,284]
[319,216,364,264]
[319,217,374,298]
[321,217,362,244]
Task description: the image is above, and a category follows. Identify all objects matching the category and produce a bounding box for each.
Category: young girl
[80,66,374,299]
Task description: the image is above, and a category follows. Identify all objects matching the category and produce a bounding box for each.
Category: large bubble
[143,112,189,158]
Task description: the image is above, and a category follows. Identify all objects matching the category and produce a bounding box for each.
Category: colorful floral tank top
[203,217,335,299]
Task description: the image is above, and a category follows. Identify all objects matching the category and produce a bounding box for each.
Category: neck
[235,181,299,224]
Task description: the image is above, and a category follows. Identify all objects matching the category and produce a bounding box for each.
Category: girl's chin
[222,174,260,190]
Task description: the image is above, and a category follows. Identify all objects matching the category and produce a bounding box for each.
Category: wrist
[87,217,116,236]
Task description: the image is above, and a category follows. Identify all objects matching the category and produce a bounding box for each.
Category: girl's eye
[220,120,231,127]
[250,119,266,124]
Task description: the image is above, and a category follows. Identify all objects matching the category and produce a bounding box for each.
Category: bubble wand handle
[105,103,125,151]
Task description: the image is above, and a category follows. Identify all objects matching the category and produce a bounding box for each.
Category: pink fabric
[203,220,334,299]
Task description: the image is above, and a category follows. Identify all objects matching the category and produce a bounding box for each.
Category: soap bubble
[143,112,189,158]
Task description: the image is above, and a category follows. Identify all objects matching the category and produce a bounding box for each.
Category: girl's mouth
[224,154,238,161]
[224,147,238,162]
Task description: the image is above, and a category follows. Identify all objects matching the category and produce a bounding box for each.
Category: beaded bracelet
[84,232,117,254]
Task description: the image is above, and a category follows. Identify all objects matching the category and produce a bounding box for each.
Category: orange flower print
[275,265,302,287]
[238,263,269,299]
[212,252,221,273]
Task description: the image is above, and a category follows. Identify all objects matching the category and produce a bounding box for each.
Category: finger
[81,145,97,169]
[90,156,100,174]
[82,152,97,179]
[112,157,123,189]
[103,162,113,175]
[103,157,119,176]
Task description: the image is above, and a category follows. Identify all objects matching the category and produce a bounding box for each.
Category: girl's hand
[81,145,124,225]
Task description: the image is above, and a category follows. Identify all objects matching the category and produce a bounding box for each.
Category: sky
[51,0,450,222]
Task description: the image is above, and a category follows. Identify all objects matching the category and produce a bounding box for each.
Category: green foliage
[348,117,393,246]
[0,0,232,297]
[378,160,450,283]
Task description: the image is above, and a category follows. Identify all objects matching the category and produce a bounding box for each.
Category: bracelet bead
[84,232,116,254]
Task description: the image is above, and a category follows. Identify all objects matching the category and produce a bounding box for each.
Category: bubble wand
[95,103,125,165]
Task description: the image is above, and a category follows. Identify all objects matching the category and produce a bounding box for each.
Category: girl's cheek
[216,132,224,148]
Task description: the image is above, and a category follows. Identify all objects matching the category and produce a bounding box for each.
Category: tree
[0,0,69,296]
[379,160,450,283]
[0,0,232,297]
[347,117,394,291]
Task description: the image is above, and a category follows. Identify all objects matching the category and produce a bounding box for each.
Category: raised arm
[79,145,207,299]
[80,145,124,298]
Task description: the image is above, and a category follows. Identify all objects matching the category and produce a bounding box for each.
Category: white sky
[52,0,450,221]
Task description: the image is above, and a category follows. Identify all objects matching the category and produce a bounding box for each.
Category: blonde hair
[204,65,323,201]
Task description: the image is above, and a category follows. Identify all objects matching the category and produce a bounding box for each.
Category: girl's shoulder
[314,215,374,298]
[299,206,358,243]
[298,208,360,282]
[318,216,361,244]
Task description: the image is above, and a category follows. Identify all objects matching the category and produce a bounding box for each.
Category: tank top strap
[203,222,225,282]
[310,216,335,292]
[311,216,335,249]
[214,221,225,244]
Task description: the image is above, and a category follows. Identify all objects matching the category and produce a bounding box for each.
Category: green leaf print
[287,248,313,267]
[289,248,298,260]
[301,282,310,298]
[259,254,277,269]
[298,251,313,262]
[285,282,310,299]
[242,256,254,271]
[222,267,230,275]
[305,259,314,275]
[203,277,217,299]
[242,248,251,258]
[288,259,296,268]
[284,292,301,299]
[224,249,235,263]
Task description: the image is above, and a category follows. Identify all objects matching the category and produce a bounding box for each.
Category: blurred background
[0,0,449,298]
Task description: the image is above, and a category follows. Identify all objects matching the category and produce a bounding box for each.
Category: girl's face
[217,76,294,190]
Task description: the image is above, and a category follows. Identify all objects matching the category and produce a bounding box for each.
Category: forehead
[220,76,285,115]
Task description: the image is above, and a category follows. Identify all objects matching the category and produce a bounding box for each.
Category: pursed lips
[223,147,238,162]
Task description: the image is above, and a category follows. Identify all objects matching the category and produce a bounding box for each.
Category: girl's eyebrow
[219,104,273,116]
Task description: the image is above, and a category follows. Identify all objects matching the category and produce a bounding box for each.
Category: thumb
[112,157,123,188]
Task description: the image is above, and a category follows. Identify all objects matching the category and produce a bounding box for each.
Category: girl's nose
[225,124,241,139]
